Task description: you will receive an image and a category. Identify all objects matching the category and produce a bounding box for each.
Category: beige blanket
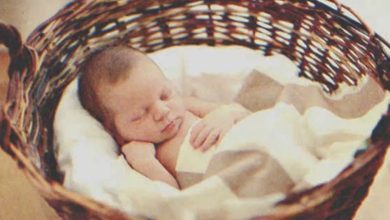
[170,70,389,219]
[175,112,296,194]
[55,68,389,220]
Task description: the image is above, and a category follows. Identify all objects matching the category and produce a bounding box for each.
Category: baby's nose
[153,101,170,121]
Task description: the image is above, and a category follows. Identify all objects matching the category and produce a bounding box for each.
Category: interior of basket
[4,0,390,184]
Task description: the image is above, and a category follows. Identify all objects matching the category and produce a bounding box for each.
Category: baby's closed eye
[131,116,142,122]
[131,110,147,122]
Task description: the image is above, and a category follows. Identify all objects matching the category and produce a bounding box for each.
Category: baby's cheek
[117,121,135,140]
[174,99,186,113]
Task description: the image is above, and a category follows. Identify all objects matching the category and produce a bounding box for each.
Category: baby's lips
[161,117,180,133]
[162,121,173,132]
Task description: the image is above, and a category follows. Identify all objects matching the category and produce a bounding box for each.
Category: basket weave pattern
[1,0,390,219]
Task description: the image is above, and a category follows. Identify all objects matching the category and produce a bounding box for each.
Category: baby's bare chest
[156,112,198,176]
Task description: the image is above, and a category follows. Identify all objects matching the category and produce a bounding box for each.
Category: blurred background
[0,0,389,219]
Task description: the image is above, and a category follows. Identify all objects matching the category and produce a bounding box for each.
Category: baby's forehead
[103,73,170,104]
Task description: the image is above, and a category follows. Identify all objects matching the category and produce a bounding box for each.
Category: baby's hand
[121,141,156,165]
[190,104,249,151]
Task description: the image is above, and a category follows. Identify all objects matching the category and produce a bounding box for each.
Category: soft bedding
[176,75,389,192]
[54,46,389,220]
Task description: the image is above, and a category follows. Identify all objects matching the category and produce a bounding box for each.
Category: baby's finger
[199,129,220,152]
[190,122,206,146]
[192,126,213,149]
[216,128,229,146]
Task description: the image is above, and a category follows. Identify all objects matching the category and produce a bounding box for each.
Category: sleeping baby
[78,45,251,189]
[57,44,388,219]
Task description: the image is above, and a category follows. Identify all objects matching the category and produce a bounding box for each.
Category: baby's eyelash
[132,116,142,121]
[131,111,146,121]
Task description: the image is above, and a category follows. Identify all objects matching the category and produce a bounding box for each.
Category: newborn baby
[78,45,250,189]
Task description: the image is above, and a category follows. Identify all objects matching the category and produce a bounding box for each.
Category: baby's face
[103,55,185,145]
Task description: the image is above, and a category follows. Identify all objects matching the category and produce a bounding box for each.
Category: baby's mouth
[162,118,181,133]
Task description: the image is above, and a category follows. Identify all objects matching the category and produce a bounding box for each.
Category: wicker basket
[1,0,390,219]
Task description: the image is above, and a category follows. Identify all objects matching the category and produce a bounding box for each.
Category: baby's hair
[78,44,143,129]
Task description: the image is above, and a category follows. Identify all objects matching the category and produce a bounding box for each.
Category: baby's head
[79,45,185,145]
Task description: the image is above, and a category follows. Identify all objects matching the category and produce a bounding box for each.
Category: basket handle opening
[0,22,37,80]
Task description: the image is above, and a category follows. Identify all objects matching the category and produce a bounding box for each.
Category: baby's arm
[184,97,251,151]
[121,141,179,189]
